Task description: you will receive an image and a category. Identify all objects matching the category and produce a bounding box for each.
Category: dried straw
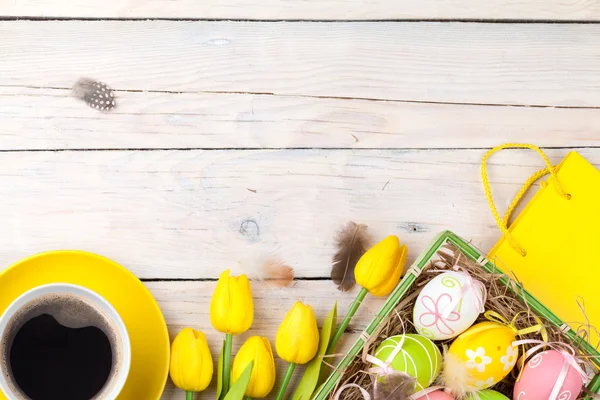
[328,243,597,400]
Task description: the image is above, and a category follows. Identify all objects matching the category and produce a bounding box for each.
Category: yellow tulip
[169,328,213,393]
[276,301,320,364]
[355,235,407,297]
[210,269,254,334]
[274,301,320,400]
[232,336,276,398]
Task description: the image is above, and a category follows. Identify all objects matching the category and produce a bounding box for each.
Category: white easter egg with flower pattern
[413,271,485,340]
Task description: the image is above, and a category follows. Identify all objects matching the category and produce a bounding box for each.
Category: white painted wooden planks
[2,0,600,20]
[2,148,596,279]
[148,280,383,399]
[2,87,600,150]
[2,22,600,107]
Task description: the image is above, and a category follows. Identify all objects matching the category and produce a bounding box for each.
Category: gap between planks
[2,147,600,153]
[140,277,333,282]
[3,17,600,23]
[5,84,600,109]
[1,0,600,21]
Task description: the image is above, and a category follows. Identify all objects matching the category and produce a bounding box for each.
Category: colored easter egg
[513,350,584,400]
[446,322,518,390]
[413,271,485,340]
[414,390,455,400]
[373,334,442,391]
[469,390,510,400]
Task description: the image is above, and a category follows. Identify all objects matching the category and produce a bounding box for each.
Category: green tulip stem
[186,391,194,400]
[328,287,369,353]
[222,333,234,398]
[275,362,296,400]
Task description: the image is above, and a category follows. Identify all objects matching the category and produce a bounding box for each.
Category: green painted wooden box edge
[313,230,600,399]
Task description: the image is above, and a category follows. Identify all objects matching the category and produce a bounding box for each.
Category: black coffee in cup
[10,313,112,399]
[1,293,124,400]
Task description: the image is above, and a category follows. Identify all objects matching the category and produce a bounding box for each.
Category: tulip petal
[232,336,276,398]
[169,328,213,392]
[355,238,407,297]
[210,270,254,334]
[276,301,320,364]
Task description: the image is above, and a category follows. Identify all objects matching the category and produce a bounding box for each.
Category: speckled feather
[72,78,116,111]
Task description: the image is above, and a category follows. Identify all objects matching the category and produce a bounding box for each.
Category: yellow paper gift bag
[483,144,600,349]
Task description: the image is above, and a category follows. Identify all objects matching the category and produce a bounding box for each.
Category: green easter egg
[468,390,510,400]
[373,334,442,391]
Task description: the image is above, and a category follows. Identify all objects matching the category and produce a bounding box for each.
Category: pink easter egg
[513,350,584,400]
[414,390,455,400]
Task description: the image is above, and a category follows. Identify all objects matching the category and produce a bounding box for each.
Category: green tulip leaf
[319,302,338,356]
[216,339,225,400]
[223,361,254,400]
[317,302,338,388]
[291,301,337,400]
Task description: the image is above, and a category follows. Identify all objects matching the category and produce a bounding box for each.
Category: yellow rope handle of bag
[481,143,571,257]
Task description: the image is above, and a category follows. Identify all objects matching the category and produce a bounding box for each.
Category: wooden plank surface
[3,2,600,398]
[148,280,384,399]
[2,0,600,20]
[2,22,600,107]
[2,87,600,150]
[1,148,596,279]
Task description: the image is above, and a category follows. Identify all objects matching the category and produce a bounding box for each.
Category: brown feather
[331,222,371,291]
[233,247,295,289]
[262,258,295,288]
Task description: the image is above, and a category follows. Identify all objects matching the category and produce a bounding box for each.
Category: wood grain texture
[2,4,597,399]
[147,280,384,399]
[2,0,600,20]
[2,22,600,107]
[2,87,600,150]
[2,148,597,279]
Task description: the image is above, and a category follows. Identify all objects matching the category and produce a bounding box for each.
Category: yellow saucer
[0,251,170,399]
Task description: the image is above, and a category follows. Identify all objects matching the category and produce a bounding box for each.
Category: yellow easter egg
[447,322,518,390]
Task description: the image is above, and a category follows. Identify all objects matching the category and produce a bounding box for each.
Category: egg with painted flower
[373,334,442,391]
[443,322,518,391]
[513,350,585,400]
[413,271,486,340]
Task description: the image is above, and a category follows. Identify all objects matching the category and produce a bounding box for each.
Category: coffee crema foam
[1,293,124,400]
